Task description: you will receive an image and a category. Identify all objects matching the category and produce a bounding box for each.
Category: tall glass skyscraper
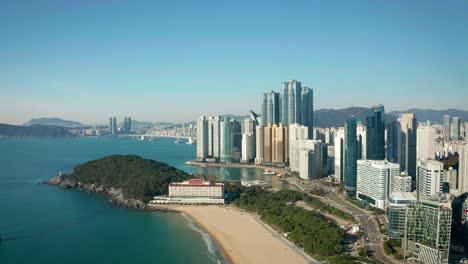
[220,117,234,163]
[443,115,451,142]
[300,87,314,138]
[261,91,280,126]
[366,104,385,160]
[281,80,302,126]
[345,116,358,195]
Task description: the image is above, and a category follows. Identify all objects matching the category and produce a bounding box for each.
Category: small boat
[186,137,195,144]
[263,170,276,175]
[139,135,145,141]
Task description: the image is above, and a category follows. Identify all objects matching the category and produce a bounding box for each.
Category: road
[287,177,402,264]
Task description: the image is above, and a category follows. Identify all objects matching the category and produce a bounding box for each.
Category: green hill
[63,155,191,202]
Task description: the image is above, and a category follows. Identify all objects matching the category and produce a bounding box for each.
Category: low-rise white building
[151,179,224,205]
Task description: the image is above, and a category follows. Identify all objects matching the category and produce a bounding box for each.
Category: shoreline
[149,204,311,264]
[179,210,234,264]
[42,175,311,264]
[150,205,235,264]
[186,160,288,174]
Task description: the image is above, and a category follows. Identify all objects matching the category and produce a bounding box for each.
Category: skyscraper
[443,115,451,142]
[261,91,280,126]
[112,117,117,135]
[232,119,242,162]
[387,114,417,178]
[241,133,254,163]
[357,123,367,160]
[207,116,221,159]
[109,117,113,135]
[122,116,132,133]
[417,159,444,200]
[344,116,358,196]
[196,116,208,161]
[452,116,461,140]
[220,117,234,163]
[298,139,323,179]
[128,117,131,132]
[281,80,302,126]
[123,117,128,133]
[300,87,314,138]
[334,127,345,183]
[262,123,288,165]
[255,125,265,165]
[458,144,468,194]
[289,124,309,173]
[417,122,436,161]
[366,104,385,160]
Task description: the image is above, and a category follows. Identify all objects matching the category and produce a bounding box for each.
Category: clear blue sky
[1,0,467,125]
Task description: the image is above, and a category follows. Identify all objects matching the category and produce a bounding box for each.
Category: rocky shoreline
[41,175,175,212]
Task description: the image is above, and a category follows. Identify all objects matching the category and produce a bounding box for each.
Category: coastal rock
[42,176,159,212]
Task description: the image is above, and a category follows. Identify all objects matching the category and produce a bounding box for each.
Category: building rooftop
[389,192,417,201]
[169,179,224,187]
[357,159,400,168]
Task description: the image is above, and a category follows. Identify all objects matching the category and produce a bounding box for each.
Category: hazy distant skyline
[2,0,468,125]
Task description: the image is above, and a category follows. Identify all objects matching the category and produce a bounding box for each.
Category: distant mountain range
[313,107,396,128]
[23,118,84,128]
[0,124,73,137]
[182,108,467,128]
[387,109,468,124]
[16,108,468,132]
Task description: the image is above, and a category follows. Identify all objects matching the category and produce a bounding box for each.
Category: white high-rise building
[241,133,254,163]
[357,160,400,210]
[417,159,444,200]
[443,115,451,142]
[241,118,255,134]
[357,124,367,159]
[196,116,208,161]
[207,116,221,158]
[289,124,309,172]
[417,122,436,161]
[334,127,345,183]
[458,144,468,194]
[298,139,324,180]
[255,125,265,165]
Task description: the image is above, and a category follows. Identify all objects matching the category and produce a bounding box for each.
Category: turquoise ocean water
[0,137,281,264]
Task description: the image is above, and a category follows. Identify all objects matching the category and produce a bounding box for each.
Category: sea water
[0,137,279,264]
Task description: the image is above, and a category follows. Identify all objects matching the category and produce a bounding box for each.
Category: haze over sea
[0,137,280,264]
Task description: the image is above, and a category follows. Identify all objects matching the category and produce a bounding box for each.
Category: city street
[287,177,402,264]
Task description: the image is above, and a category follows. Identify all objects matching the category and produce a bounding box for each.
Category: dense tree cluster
[64,155,191,201]
[236,187,349,260]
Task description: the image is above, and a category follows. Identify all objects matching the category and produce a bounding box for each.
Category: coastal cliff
[42,155,192,211]
[42,175,152,210]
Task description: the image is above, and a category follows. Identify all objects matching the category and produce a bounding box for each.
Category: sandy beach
[149,204,312,264]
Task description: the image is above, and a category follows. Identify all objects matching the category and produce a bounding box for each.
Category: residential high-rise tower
[366,104,386,160]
